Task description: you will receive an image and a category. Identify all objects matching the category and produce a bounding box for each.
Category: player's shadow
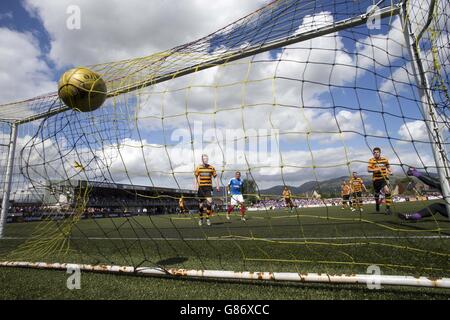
[211,222,227,226]
[155,257,189,266]
[384,220,450,236]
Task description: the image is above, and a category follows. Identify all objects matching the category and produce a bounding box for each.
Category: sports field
[1,201,449,299]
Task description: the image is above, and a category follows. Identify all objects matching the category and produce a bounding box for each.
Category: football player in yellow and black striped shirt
[282,187,295,212]
[194,154,220,226]
[368,147,392,215]
[349,172,367,212]
[340,181,352,210]
[178,195,188,215]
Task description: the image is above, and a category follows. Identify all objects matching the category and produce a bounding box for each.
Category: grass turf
[0,201,449,299]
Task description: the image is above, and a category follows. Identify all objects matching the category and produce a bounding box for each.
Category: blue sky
[0,0,447,190]
[0,0,56,75]
[0,1,42,35]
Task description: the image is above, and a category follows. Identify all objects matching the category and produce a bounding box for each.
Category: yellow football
[58,67,107,112]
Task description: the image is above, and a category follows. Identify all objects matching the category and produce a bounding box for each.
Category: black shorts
[343,195,350,201]
[352,192,362,199]
[373,179,389,193]
[198,186,213,200]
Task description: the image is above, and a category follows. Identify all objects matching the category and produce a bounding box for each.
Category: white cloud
[398,120,429,142]
[278,12,357,97]
[24,0,268,68]
[0,28,54,104]
[356,16,407,70]
[379,61,415,100]
[398,120,448,147]
[134,11,365,144]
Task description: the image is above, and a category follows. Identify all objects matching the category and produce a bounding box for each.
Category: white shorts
[230,194,244,206]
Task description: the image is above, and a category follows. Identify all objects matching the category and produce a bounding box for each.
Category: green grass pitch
[0,201,449,299]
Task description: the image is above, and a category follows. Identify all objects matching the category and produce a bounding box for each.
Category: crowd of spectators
[250,194,442,210]
[251,198,340,210]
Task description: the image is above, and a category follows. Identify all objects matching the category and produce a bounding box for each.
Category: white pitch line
[2,235,450,241]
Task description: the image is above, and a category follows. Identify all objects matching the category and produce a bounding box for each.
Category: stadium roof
[53,179,196,195]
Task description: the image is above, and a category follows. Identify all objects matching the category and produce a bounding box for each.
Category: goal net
[0,0,449,287]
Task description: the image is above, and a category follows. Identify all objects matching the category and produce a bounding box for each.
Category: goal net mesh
[0,0,449,281]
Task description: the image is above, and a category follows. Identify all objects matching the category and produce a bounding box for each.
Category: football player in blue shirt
[226,171,246,221]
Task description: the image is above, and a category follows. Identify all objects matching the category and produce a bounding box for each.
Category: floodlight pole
[401,1,450,220]
[0,122,18,238]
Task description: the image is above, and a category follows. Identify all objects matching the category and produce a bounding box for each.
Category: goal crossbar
[106,3,402,98]
[12,3,401,126]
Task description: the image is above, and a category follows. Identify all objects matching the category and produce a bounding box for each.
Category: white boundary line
[2,235,450,241]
